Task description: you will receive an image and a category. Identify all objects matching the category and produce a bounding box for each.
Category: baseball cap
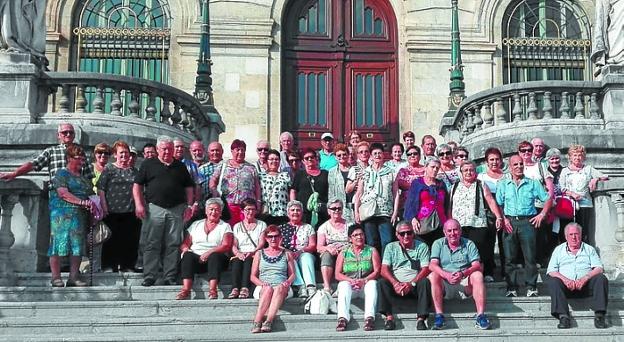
[321,132,334,140]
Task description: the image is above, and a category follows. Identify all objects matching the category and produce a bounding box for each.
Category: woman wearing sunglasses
[393,145,425,221]
[250,225,295,333]
[317,199,349,293]
[328,143,355,223]
[334,223,380,331]
[436,144,460,191]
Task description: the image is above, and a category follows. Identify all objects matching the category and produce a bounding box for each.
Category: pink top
[417,186,447,223]
[396,166,425,208]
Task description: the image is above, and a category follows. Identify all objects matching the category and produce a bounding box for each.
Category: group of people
[0,124,610,332]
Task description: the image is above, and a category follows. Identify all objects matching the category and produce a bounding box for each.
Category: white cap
[321,132,334,140]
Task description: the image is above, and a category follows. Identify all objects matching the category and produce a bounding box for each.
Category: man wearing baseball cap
[319,132,338,171]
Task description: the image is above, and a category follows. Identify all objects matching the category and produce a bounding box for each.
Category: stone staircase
[1,272,623,341]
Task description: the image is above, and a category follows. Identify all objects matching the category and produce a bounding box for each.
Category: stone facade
[43,0,598,149]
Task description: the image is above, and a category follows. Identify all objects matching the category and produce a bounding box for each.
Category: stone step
[0,310,620,336]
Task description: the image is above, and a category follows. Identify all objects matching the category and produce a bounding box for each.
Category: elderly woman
[229,198,267,299]
[290,148,329,228]
[334,223,380,332]
[250,225,295,333]
[346,141,370,195]
[328,143,354,223]
[278,200,317,298]
[285,149,302,179]
[87,142,110,273]
[393,145,425,220]
[176,198,233,300]
[49,145,95,287]
[449,161,504,282]
[436,143,460,190]
[404,157,448,247]
[453,146,469,168]
[210,139,260,226]
[97,140,140,272]
[259,149,291,225]
[559,144,609,243]
[477,147,506,278]
[384,142,407,174]
[347,131,362,164]
[317,199,349,293]
[354,143,397,253]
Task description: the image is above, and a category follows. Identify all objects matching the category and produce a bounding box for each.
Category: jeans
[293,252,316,286]
[503,217,537,288]
[231,257,254,289]
[363,216,394,254]
[337,280,378,321]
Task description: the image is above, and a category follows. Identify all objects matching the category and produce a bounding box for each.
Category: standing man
[173,138,186,161]
[429,219,491,330]
[531,137,547,164]
[0,123,93,182]
[420,135,437,163]
[279,131,295,172]
[133,136,195,286]
[496,154,552,297]
[547,223,608,329]
[377,221,431,331]
[197,141,224,201]
[319,133,338,171]
[183,140,205,213]
[255,140,271,174]
[142,143,157,159]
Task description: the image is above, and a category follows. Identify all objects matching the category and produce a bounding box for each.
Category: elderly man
[278,131,295,172]
[420,135,437,164]
[547,223,608,329]
[429,219,491,330]
[0,123,93,181]
[378,221,431,331]
[197,142,224,201]
[496,154,552,297]
[319,132,337,171]
[133,136,195,287]
[173,138,185,161]
[531,137,547,163]
[255,140,271,173]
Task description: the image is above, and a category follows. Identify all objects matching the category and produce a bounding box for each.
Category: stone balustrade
[41,72,224,144]
[440,81,603,144]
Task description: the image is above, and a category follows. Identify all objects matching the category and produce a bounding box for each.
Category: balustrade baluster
[0,194,19,285]
[512,93,522,122]
[481,102,493,128]
[472,106,483,131]
[161,99,171,123]
[59,85,70,113]
[93,86,105,114]
[574,92,584,119]
[559,92,570,119]
[542,91,553,119]
[466,109,475,134]
[527,92,538,120]
[171,103,182,126]
[180,107,190,129]
[110,89,122,116]
[145,95,156,122]
[128,91,140,118]
[590,93,600,119]
[494,97,507,125]
[75,85,87,113]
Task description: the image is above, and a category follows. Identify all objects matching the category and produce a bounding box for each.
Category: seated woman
[334,223,381,331]
[278,200,317,298]
[229,198,267,299]
[250,225,295,333]
[176,198,233,300]
[317,199,349,293]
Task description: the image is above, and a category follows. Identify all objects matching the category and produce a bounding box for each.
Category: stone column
[0,53,47,124]
[0,194,19,285]
[609,191,624,279]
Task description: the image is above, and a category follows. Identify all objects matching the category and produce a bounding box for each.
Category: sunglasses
[398,230,414,237]
[335,153,348,158]
[59,130,75,136]
[328,206,343,211]
[407,152,420,157]
[304,156,317,161]
[288,159,300,163]
[456,154,468,158]
[351,232,364,238]
[95,151,110,156]
[266,235,281,239]
[519,149,533,153]
[257,148,269,152]
[438,151,452,156]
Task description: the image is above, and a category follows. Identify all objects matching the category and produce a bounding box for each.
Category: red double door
[282,0,399,148]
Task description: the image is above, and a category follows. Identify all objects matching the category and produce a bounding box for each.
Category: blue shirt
[547,242,603,280]
[431,237,480,273]
[496,176,550,216]
[319,149,338,171]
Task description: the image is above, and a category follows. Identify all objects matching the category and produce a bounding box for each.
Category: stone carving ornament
[0,0,47,63]
[592,0,624,75]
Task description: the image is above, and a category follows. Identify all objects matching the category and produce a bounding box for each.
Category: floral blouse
[559,165,606,208]
[213,161,259,205]
[396,166,425,208]
[259,172,291,217]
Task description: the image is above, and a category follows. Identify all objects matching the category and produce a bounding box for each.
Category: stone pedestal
[600,65,624,130]
[0,52,47,124]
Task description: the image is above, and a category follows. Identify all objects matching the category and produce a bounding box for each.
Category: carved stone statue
[592,0,624,76]
[0,0,47,62]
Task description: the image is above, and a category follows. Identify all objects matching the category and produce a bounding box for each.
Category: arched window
[502,0,591,83]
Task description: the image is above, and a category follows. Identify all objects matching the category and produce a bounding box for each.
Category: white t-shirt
[187,220,233,255]
[232,220,267,253]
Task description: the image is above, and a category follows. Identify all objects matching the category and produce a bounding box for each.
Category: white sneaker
[526,287,539,297]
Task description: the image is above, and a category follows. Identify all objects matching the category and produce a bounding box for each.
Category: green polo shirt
[382,240,430,282]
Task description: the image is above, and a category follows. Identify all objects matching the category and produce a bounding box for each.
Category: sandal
[208,288,218,299]
[228,288,240,299]
[261,320,273,333]
[251,321,262,333]
[336,317,348,332]
[363,316,375,331]
[176,288,191,300]
[239,287,250,299]
[50,278,64,287]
